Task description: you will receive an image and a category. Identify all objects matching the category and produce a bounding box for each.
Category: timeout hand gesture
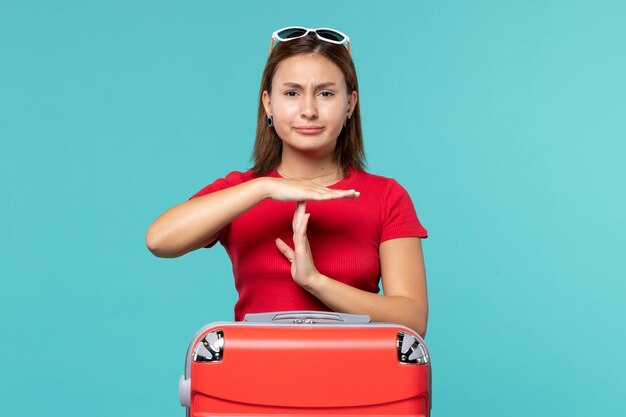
[272,179,359,288]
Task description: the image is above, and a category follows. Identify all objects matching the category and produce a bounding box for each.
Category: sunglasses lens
[316,29,345,42]
[277,28,308,40]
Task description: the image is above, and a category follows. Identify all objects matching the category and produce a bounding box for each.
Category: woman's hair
[251,33,365,175]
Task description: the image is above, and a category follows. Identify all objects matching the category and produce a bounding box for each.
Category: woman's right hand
[263,177,360,202]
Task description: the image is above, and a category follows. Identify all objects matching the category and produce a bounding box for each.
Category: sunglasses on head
[270,26,351,55]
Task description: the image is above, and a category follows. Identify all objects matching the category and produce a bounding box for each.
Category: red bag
[179,311,431,416]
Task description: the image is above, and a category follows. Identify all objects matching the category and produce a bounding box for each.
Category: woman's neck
[278,150,342,184]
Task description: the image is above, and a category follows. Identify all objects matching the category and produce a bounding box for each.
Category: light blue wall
[2,1,625,416]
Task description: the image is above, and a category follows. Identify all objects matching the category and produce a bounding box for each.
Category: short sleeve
[380,179,428,242]
[188,171,249,247]
[189,177,230,200]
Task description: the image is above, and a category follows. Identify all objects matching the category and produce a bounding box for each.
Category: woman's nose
[300,94,318,119]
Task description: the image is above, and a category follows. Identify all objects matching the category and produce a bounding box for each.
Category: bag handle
[244,310,371,324]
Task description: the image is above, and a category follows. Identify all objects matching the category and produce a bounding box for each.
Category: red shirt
[190,168,427,320]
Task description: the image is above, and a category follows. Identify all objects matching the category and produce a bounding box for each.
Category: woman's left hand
[275,201,320,289]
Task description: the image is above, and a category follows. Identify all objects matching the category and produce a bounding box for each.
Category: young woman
[146,27,429,337]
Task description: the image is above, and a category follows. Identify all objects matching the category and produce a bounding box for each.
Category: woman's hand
[275,201,321,289]
[264,177,359,202]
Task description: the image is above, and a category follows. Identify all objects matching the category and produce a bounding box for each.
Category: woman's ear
[262,90,272,116]
[348,90,358,117]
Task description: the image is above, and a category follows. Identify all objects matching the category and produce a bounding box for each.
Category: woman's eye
[284,90,333,97]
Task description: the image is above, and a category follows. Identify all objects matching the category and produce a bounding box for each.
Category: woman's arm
[146,177,267,258]
[276,202,428,337]
[307,238,427,337]
[146,178,359,258]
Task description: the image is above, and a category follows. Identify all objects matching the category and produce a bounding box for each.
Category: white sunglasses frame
[270,26,351,55]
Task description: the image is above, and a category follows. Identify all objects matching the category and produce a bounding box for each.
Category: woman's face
[262,53,357,160]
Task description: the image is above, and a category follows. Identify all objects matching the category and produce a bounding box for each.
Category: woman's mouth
[294,126,324,135]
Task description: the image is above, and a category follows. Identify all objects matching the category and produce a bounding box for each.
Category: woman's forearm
[147,177,358,258]
[146,177,270,258]
[304,274,428,338]
[278,204,428,337]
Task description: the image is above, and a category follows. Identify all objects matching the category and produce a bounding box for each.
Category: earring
[267,116,274,127]
[345,116,352,128]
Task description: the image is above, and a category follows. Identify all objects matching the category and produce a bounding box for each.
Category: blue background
[2,1,625,416]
